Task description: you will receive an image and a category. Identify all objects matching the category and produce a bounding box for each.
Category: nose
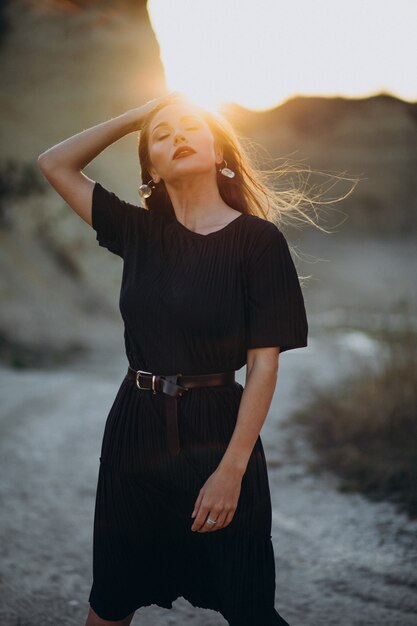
[173,131,187,145]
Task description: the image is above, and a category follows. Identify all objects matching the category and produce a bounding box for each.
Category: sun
[148,0,417,112]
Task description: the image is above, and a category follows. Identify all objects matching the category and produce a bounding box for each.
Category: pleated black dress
[87,181,308,625]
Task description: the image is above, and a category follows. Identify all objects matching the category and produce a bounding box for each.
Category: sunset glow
[148,0,417,111]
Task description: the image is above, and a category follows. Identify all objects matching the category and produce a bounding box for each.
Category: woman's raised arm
[37,93,181,227]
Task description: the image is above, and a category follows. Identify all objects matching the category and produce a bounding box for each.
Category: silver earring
[138,179,156,199]
[218,159,235,179]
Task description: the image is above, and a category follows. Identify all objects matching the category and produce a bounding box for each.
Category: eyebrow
[151,115,200,135]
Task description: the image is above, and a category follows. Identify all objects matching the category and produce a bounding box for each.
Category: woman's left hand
[191,467,243,533]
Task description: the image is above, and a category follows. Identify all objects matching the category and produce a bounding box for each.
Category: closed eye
[156,122,200,140]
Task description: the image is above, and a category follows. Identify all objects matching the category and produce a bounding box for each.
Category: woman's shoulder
[93,181,150,219]
[237,214,293,268]
[242,213,279,229]
[240,213,284,245]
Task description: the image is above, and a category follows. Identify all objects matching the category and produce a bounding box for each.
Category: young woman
[38,92,309,626]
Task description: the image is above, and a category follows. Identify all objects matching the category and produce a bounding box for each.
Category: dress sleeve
[245,223,308,353]
[91,181,147,259]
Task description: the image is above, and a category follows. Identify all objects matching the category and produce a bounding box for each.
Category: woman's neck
[165,172,233,227]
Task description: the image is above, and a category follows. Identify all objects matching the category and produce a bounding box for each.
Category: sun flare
[148,0,417,112]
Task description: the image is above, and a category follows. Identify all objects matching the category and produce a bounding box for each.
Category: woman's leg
[84,607,136,626]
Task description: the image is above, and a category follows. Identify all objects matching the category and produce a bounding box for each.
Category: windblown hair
[137,94,359,235]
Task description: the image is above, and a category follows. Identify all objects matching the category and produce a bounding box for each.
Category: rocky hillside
[0,1,166,365]
[223,94,417,234]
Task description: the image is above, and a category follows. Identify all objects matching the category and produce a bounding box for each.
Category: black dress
[87,182,308,625]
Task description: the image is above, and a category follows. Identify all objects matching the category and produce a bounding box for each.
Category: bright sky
[148,0,417,111]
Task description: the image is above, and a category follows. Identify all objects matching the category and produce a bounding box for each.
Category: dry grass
[291,323,417,516]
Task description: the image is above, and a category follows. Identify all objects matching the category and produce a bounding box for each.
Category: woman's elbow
[246,346,280,377]
[37,152,54,174]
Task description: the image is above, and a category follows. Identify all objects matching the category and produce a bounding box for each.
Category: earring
[138,179,156,199]
[218,159,235,179]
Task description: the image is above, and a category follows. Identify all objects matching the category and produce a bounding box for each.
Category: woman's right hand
[126,91,186,132]
[37,91,187,228]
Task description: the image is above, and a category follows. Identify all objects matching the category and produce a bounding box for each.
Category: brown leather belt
[126,366,236,456]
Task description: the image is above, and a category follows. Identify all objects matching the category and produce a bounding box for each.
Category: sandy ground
[1,232,417,626]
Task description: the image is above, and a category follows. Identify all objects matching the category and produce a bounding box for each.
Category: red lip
[173,146,196,160]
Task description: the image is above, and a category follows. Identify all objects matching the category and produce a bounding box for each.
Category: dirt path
[0,333,416,626]
[1,233,417,625]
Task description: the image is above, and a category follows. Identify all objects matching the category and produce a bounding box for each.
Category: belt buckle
[135,369,156,393]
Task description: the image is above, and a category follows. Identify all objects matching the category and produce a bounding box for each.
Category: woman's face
[147,103,222,185]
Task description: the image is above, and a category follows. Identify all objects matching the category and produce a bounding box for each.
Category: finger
[223,511,235,527]
[195,510,214,532]
[199,517,214,533]
[214,511,233,531]
[191,505,210,532]
[209,511,228,531]
[200,509,222,533]
[191,492,203,519]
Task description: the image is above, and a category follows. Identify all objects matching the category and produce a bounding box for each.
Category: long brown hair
[137,94,359,235]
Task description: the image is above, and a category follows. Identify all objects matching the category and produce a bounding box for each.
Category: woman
[38,92,308,626]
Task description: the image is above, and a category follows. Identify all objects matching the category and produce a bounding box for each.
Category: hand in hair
[127,91,187,132]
